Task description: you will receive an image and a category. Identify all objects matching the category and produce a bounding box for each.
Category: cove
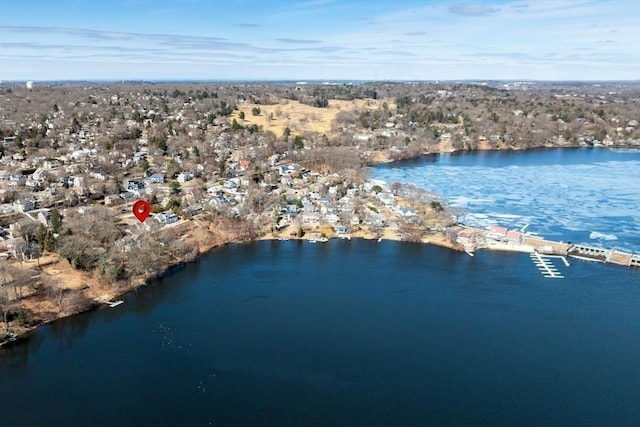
[1,239,639,426]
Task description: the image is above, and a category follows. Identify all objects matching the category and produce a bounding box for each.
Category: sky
[0,0,638,81]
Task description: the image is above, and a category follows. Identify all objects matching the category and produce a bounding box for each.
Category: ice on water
[374,159,640,252]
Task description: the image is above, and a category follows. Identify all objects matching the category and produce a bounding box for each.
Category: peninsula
[2,81,639,345]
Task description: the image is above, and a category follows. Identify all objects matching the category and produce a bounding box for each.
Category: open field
[231,98,395,137]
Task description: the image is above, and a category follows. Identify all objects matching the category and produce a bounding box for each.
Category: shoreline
[2,222,637,348]
[3,146,639,348]
[363,143,640,167]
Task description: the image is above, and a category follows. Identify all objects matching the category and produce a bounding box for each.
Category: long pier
[471,225,638,268]
[521,236,638,267]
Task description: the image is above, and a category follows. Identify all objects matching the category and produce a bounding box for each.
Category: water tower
[26,81,34,90]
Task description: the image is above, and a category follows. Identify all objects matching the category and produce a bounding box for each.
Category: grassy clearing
[231,98,394,138]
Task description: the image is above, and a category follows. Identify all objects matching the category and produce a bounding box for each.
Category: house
[324,213,340,224]
[346,188,359,198]
[32,168,48,181]
[506,230,523,243]
[353,134,372,142]
[104,195,123,206]
[90,171,108,181]
[120,191,136,201]
[302,213,320,224]
[183,204,203,217]
[115,234,142,253]
[0,227,12,240]
[376,192,395,206]
[44,159,61,169]
[395,206,416,218]
[127,180,145,191]
[9,174,26,187]
[13,199,36,212]
[69,176,84,188]
[456,229,475,245]
[334,225,347,235]
[25,178,43,190]
[155,210,179,225]
[177,172,193,183]
[486,225,509,242]
[144,173,165,185]
[37,210,52,226]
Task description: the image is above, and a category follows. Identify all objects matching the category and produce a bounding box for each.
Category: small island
[2,81,640,346]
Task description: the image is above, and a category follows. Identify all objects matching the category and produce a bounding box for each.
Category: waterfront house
[324,213,340,224]
[506,230,523,243]
[486,225,509,241]
[302,213,320,224]
[115,234,142,253]
[334,225,347,235]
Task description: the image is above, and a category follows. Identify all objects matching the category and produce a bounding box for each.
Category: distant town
[2,80,639,343]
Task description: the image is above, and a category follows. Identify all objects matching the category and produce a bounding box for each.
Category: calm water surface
[1,240,639,426]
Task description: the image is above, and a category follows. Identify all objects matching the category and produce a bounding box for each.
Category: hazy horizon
[1,0,639,81]
[3,78,640,84]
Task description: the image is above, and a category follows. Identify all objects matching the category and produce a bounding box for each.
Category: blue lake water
[373,148,640,253]
[1,148,639,426]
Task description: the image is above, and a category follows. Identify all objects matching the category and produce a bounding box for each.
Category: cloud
[276,38,322,44]
[234,23,260,28]
[372,50,417,57]
[406,31,427,36]
[0,26,230,43]
[449,4,498,16]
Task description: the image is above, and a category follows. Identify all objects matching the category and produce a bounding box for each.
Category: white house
[324,213,340,224]
[177,172,193,183]
[144,173,165,185]
[155,211,179,225]
[13,199,36,212]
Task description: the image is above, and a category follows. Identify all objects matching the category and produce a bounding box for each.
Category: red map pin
[133,200,151,223]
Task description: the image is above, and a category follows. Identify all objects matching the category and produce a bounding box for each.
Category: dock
[530,252,565,279]
[95,296,124,308]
